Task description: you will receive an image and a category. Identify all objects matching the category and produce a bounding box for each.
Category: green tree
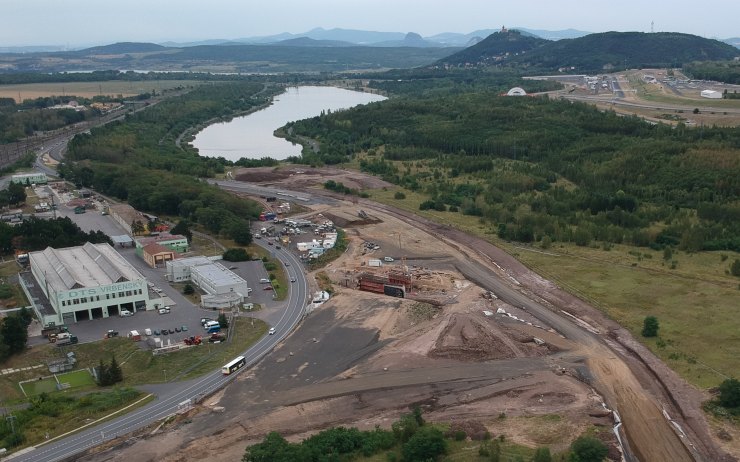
[108,355,123,384]
[218,313,229,329]
[223,248,250,262]
[131,220,145,235]
[17,306,33,328]
[718,378,740,408]
[642,316,659,337]
[183,283,195,295]
[533,447,552,462]
[401,426,446,462]
[171,220,192,242]
[228,222,253,246]
[731,259,740,277]
[242,432,301,462]
[392,413,420,443]
[490,439,501,462]
[569,436,608,462]
[7,182,26,205]
[97,358,110,386]
[0,315,28,354]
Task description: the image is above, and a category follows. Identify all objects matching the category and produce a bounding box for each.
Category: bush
[642,316,659,337]
[731,259,740,277]
[401,426,446,462]
[223,248,250,262]
[569,436,608,462]
[533,447,552,462]
[718,378,740,409]
[394,191,406,200]
[183,283,195,295]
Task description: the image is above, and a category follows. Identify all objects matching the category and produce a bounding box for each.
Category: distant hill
[437,30,549,66]
[374,32,442,48]
[77,42,167,55]
[514,27,591,40]
[512,32,740,72]
[270,37,356,47]
[723,37,740,49]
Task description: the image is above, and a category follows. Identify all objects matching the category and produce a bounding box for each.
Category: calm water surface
[192,86,386,161]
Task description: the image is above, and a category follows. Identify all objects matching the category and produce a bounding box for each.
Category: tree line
[289,86,740,252]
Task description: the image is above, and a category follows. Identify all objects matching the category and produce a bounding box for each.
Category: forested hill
[440,31,739,72]
[75,42,167,55]
[515,32,739,71]
[438,30,549,66]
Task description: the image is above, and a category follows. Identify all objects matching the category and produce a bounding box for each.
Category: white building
[23,242,158,327]
[700,89,722,99]
[165,256,250,307]
[506,87,527,96]
[11,172,48,185]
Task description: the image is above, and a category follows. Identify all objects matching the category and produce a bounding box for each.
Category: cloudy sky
[3,0,739,46]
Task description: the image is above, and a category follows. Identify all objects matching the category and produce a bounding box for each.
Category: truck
[42,325,68,338]
[55,335,78,346]
[205,324,221,334]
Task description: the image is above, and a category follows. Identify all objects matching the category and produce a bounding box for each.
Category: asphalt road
[13,236,309,462]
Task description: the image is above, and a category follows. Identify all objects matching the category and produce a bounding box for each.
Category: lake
[191,86,386,161]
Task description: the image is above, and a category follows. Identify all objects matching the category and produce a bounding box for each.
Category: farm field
[0,80,203,102]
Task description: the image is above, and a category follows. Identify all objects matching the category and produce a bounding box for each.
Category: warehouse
[22,242,159,327]
[11,172,48,185]
[165,257,250,305]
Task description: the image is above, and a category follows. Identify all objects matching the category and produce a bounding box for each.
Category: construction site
[75,167,736,462]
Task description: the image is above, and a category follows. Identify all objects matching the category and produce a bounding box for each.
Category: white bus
[222,355,246,375]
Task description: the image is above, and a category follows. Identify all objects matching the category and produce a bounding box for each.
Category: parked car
[200,318,212,326]
[105,330,119,338]
[168,328,175,334]
[161,329,168,335]
[268,241,273,246]
[263,286,273,290]
[175,327,181,333]
[181,325,188,332]
[158,308,170,315]
[268,327,276,335]
[153,329,161,336]
[120,310,133,317]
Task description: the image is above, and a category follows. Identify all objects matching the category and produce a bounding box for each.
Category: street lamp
[163,369,167,382]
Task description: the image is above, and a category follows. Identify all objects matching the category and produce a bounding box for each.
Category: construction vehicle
[55,335,78,346]
[183,335,203,346]
[105,330,119,338]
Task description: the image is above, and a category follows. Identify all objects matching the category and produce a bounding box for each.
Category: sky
[3,0,739,47]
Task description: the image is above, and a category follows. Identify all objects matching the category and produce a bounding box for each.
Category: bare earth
[78,168,735,462]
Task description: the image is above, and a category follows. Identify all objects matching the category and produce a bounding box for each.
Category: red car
[263,286,273,290]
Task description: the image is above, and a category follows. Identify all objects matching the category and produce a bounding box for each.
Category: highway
[12,242,309,462]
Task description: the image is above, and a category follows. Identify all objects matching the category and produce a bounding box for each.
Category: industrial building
[141,243,176,268]
[110,204,148,235]
[135,233,189,254]
[700,89,722,99]
[165,256,250,309]
[11,172,48,185]
[21,242,162,327]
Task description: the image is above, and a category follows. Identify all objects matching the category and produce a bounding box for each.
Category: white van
[204,320,220,329]
[158,307,170,315]
[120,310,133,317]
[259,278,270,283]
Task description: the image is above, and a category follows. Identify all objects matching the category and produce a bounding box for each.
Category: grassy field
[21,369,95,396]
[0,80,203,103]
[0,317,268,401]
[365,187,740,389]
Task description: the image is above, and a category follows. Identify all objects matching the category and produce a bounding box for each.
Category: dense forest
[683,60,740,85]
[61,81,274,238]
[289,87,740,251]
[439,31,739,73]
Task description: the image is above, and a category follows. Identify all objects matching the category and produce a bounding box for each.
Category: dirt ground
[78,174,735,462]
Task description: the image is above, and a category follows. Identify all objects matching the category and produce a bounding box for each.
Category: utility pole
[6,414,17,435]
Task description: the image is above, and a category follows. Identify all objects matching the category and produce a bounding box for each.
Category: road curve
[12,243,309,462]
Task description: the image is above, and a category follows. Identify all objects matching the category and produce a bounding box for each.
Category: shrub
[223,248,250,262]
[401,427,446,462]
[394,191,406,200]
[569,436,608,462]
[642,316,659,337]
[718,378,740,409]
